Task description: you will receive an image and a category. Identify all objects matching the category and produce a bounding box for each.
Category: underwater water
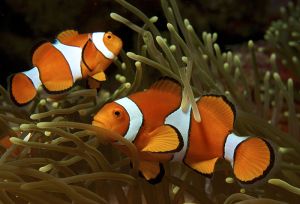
[0,0,299,203]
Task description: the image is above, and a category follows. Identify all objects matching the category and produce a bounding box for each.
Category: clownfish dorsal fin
[139,161,165,184]
[57,30,79,43]
[141,125,183,153]
[149,77,182,97]
[198,95,236,130]
[184,157,219,176]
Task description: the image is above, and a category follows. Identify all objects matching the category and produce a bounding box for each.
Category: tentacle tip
[20,123,32,130]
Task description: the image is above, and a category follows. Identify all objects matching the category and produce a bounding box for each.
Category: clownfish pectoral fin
[87,76,102,90]
[91,71,106,82]
[10,73,37,105]
[184,157,219,177]
[139,160,165,184]
[224,133,275,184]
[56,30,79,43]
[141,125,183,153]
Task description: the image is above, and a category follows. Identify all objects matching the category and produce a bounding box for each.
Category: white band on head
[53,40,82,82]
[92,32,115,59]
[23,67,42,89]
[224,133,249,166]
[165,104,191,161]
[115,97,143,142]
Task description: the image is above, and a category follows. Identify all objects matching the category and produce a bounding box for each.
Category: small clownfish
[92,78,275,184]
[9,30,123,105]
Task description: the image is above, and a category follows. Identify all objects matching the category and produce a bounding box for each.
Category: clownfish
[92,78,275,184]
[9,30,123,105]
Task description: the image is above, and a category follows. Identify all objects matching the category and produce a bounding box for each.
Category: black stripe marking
[182,99,216,177]
[81,39,93,72]
[182,97,197,163]
[222,131,233,159]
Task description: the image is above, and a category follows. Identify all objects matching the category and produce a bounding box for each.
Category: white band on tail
[53,40,82,82]
[92,32,115,59]
[23,67,42,89]
[224,133,249,166]
[165,104,192,161]
[115,97,143,142]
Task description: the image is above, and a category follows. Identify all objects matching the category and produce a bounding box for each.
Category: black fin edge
[201,94,236,123]
[143,124,184,154]
[41,82,74,95]
[8,73,37,106]
[234,138,275,184]
[139,162,165,185]
[183,160,215,178]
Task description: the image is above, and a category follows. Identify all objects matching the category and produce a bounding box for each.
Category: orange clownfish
[9,30,123,105]
[92,78,275,184]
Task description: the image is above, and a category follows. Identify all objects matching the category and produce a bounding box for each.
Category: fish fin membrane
[87,76,102,89]
[185,157,219,176]
[198,95,235,133]
[43,80,73,93]
[139,161,164,184]
[10,73,37,105]
[32,42,74,92]
[57,30,79,43]
[233,137,274,183]
[91,71,106,82]
[142,125,183,153]
[150,77,182,96]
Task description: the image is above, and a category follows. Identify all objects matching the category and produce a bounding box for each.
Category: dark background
[0,0,289,88]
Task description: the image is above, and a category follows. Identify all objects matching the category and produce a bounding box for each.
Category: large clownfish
[9,30,123,105]
[92,78,275,184]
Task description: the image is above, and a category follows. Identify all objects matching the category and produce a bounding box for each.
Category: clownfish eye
[107,35,112,39]
[113,110,121,118]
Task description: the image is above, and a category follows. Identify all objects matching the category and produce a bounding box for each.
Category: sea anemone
[0,0,299,203]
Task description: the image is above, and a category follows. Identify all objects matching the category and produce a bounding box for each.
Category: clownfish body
[93,78,275,184]
[9,30,122,105]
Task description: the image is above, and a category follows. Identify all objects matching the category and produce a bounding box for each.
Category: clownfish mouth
[92,120,111,130]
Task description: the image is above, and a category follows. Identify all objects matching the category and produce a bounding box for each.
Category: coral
[0,0,299,203]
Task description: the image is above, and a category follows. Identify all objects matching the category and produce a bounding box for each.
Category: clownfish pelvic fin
[139,161,165,184]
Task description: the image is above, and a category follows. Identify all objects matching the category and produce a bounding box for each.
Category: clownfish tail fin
[9,72,37,105]
[224,133,275,184]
